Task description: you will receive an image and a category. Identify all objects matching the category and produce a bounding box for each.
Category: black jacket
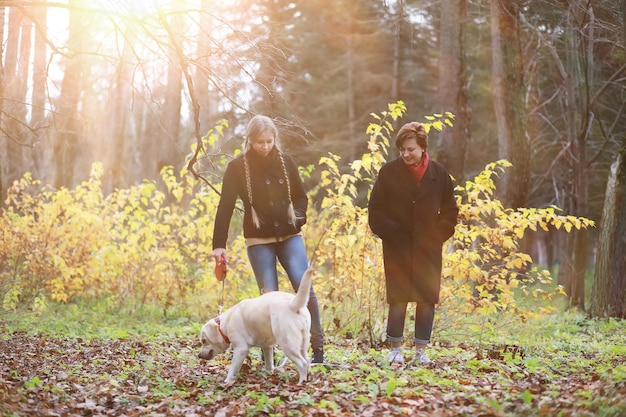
[368,157,459,304]
[212,149,307,249]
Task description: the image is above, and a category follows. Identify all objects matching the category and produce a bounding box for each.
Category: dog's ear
[199,323,217,361]
[200,323,208,344]
[205,320,219,343]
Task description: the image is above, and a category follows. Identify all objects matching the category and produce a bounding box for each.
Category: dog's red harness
[215,315,230,344]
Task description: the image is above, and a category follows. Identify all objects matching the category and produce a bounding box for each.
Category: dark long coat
[368,157,459,304]
[212,149,307,250]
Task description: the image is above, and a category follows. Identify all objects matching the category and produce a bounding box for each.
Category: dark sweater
[212,149,308,249]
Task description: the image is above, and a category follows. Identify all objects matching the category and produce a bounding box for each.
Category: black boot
[307,291,324,364]
[311,346,324,364]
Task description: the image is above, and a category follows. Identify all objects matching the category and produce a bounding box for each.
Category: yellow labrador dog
[199,269,312,385]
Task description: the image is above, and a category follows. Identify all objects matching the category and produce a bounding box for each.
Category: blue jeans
[247,235,324,352]
[387,302,435,345]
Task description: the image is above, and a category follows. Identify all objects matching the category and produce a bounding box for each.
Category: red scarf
[406,152,429,186]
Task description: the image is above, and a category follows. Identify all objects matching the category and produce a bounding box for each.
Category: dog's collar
[215,315,230,344]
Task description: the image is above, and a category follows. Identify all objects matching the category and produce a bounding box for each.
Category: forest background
[1,0,624,316]
[0,1,625,415]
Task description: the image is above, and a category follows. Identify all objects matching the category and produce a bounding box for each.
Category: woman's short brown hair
[395,122,428,150]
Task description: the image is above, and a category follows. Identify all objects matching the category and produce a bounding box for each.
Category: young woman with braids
[368,122,458,366]
[212,115,324,364]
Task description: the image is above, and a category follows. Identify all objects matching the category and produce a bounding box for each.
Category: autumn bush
[0,102,593,345]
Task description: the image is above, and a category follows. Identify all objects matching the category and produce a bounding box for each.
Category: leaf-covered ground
[1,316,625,417]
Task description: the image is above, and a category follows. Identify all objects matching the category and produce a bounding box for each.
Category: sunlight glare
[94,0,175,18]
[90,0,245,22]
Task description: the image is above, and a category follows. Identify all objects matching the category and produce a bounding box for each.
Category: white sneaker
[412,348,431,364]
[388,347,405,365]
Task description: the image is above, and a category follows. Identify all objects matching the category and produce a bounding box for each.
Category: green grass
[0,298,202,341]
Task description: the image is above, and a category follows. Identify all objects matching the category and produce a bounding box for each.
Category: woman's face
[398,138,425,166]
[251,131,275,156]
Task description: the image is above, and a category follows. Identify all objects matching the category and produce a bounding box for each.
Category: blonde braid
[278,151,298,226]
[244,153,261,229]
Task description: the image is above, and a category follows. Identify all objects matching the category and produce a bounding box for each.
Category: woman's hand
[212,248,227,262]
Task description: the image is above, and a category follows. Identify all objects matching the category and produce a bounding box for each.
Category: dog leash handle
[215,254,227,282]
[214,254,227,314]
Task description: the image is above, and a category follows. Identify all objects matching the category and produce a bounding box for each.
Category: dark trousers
[386,302,435,345]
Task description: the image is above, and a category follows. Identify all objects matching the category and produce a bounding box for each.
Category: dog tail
[290,268,312,312]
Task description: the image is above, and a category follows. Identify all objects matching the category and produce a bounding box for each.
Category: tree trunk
[103,26,134,194]
[17,10,31,110]
[155,6,184,179]
[0,6,8,203]
[195,0,215,137]
[4,6,19,79]
[589,0,626,319]
[1,7,32,195]
[391,0,402,103]
[53,0,84,189]
[590,152,626,318]
[347,29,356,161]
[490,0,530,209]
[623,0,626,46]
[437,0,468,182]
[17,7,33,174]
[2,5,22,175]
[557,1,600,310]
[31,1,48,139]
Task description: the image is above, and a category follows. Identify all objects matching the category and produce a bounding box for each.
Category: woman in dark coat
[212,115,324,363]
[368,121,458,365]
